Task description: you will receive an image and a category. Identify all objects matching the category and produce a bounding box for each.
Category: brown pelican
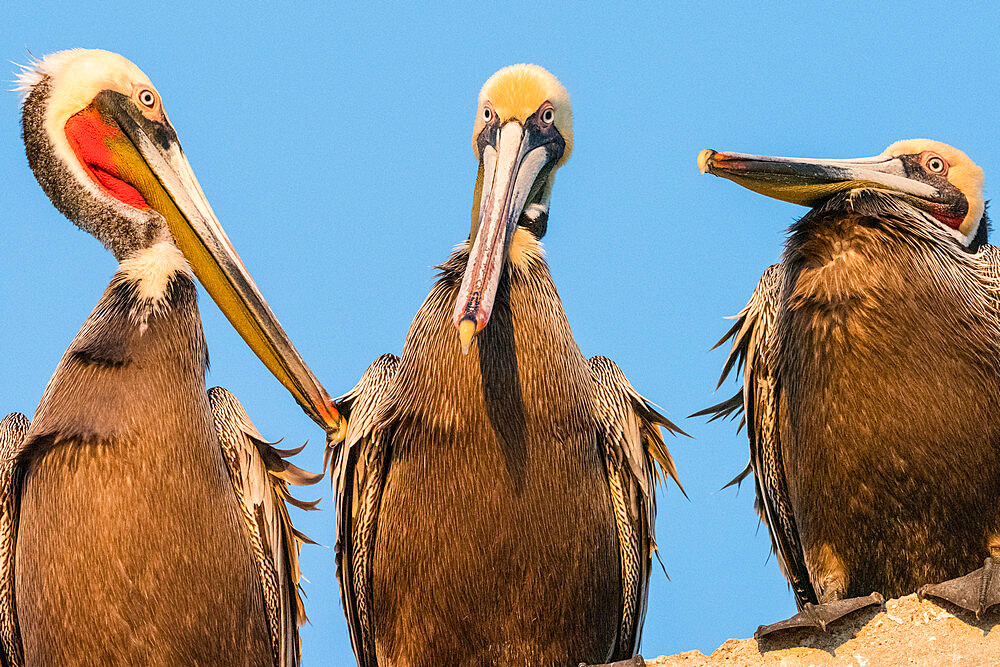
[697,140,1000,636]
[0,49,342,665]
[330,64,684,667]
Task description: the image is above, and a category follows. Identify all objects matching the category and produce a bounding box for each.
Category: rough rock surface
[646,594,1000,666]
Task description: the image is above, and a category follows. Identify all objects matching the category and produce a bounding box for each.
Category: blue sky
[2,2,999,664]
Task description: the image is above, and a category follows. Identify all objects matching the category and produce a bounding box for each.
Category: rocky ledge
[647,594,1000,666]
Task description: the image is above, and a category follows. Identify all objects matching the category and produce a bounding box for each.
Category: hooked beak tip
[697,149,717,174]
[327,412,348,445]
[458,319,477,355]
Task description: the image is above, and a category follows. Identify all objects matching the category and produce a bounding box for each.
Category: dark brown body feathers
[781,198,1000,599]
[711,191,1000,604]
[374,251,617,666]
[15,272,271,666]
[336,242,679,666]
[14,57,308,667]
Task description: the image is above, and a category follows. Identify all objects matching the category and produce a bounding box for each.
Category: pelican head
[698,139,986,249]
[453,64,573,353]
[18,48,343,434]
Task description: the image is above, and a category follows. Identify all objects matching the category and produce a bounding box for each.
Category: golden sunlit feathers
[454,227,545,270]
[884,139,985,239]
[508,226,545,267]
[472,64,574,165]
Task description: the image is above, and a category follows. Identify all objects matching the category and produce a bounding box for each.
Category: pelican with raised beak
[0,49,342,665]
[331,64,684,666]
[698,140,1000,636]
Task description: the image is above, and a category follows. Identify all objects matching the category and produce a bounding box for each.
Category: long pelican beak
[97,91,344,437]
[697,148,940,207]
[453,120,561,354]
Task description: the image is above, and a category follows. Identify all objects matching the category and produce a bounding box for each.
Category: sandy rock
[645,594,1000,666]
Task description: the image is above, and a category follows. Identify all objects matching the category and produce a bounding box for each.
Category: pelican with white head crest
[2,48,336,665]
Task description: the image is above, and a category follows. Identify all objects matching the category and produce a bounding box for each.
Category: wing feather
[209,388,320,667]
[331,354,399,667]
[697,265,815,607]
[588,356,684,658]
[974,244,1000,308]
[0,413,28,667]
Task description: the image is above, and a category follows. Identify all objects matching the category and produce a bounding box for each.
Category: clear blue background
[2,3,998,664]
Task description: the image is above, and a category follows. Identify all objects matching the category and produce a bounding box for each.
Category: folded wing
[695,265,814,608]
[209,387,321,667]
[330,354,400,667]
[589,356,684,657]
[0,413,28,667]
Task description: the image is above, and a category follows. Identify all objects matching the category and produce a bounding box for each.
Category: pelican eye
[923,153,948,175]
[540,107,555,126]
[137,89,157,109]
[482,106,493,123]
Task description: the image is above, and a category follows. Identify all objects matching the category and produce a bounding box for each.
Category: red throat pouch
[930,208,964,231]
[64,107,150,210]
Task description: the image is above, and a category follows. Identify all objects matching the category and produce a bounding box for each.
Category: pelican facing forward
[698,140,1000,636]
[332,65,683,667]
[2,49,341,665]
